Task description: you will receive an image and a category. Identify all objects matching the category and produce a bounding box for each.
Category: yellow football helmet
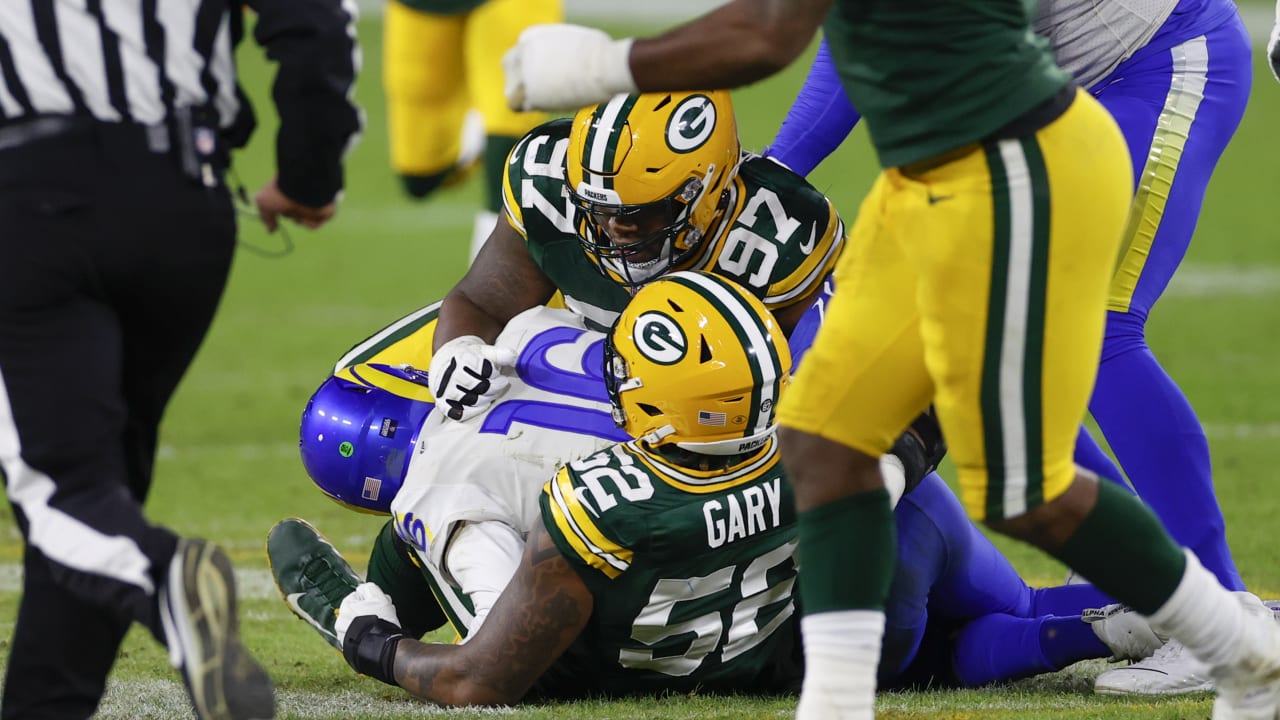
[567,91,742,289]
[605,271,791,455]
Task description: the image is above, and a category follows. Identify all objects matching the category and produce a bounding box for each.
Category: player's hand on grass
[336,582,401,646]
[338,583,405,686]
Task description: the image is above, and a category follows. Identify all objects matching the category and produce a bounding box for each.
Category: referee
[0,2,362,720]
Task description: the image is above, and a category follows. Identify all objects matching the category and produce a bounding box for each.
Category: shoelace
[302,554,356,604]
[1147,640,1190,664]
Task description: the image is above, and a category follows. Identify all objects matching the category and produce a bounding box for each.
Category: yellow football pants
[382,0,558,176]
[778,90,1134,521]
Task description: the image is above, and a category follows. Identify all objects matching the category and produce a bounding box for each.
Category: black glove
[342,615,404,687]
[889,406,947,496]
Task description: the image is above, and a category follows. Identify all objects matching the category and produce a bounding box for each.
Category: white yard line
[1165,266,1280,298]
[93,679,519,719]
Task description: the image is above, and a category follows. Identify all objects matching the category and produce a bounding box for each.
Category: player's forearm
[433,219,557,351]
[768,39,861,176]
[628,0,828,91]
[393,640,522,706]
[393,528,591,706]
[434,288,508,349]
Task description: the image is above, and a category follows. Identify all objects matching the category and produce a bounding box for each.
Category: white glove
[335,582,401,647]
[1270,2,1280,84]
[503,24,637,112]
[879,454,907,510]
[428,335,518,422]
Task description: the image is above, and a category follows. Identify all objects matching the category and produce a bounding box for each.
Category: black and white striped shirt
[0,0,363,205]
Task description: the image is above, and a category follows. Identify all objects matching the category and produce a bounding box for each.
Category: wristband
[342,616,404,687]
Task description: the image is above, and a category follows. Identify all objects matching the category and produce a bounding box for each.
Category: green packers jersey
[536,439,800,697]
[824,0,1072,168]
[503,120,844,330]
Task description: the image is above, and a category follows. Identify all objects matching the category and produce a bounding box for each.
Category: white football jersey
[1035,0,1179,90]
[389,306,626,572]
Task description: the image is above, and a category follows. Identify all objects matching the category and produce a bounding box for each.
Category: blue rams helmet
[298,362,434,514]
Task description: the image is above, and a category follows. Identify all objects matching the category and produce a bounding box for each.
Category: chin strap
[640,424,676,445]
[342,616,404,686]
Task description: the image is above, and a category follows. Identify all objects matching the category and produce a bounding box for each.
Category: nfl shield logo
[195,127,216,156]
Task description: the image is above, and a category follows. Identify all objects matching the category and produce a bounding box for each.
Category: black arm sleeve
[247,0,363,207]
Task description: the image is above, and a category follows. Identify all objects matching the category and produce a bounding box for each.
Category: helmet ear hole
[699,337,712,363]
[638,403,664,417]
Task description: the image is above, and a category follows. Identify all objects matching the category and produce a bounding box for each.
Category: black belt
[0,111,227,187]
[0,115,93,152]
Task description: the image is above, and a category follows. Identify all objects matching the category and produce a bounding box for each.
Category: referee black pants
[0,122,235,719]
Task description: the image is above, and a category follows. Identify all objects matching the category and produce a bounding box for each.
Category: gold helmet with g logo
[604,271,791,455]
[567,91,742,289]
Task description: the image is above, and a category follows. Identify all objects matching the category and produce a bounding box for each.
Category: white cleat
[1210,594,1280,720]
[1095,637,1214,695]
[1085,604,1165,662]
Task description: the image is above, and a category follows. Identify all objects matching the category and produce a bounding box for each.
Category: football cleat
[1094,637,1213,696]
[1084,603,1165,662]
[160,538,276,720]
[267,518,361,651]
[1094,593,1280,700]
[1210,594,1280,720]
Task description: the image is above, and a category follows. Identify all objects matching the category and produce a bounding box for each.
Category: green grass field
[1,10,1278,720]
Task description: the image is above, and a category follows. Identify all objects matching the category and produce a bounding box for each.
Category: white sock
[1147,549,1255,668]
[798,610,883,719]
[469,210,498,262]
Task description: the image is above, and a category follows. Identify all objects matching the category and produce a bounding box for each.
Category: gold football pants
[778,90,1133,521]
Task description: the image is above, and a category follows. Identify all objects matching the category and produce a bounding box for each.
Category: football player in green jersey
[273,274,1155,707]
[426,89,843,424]
[503,3,1280,720]
[331,271,805,703]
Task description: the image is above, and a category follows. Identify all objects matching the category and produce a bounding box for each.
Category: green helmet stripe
[584,94,638,191]
[663,272,782,437]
